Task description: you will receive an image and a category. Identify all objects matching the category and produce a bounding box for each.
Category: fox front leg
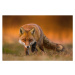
[24,47,29,55]
[39,45,44,52]
[31,42,38,52]
[26,49,29,55]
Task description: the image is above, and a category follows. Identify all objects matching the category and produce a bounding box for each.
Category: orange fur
[19,23,64,55]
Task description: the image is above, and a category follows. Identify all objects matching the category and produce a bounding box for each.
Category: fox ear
[20,27,25,34]
[30,28,35,35]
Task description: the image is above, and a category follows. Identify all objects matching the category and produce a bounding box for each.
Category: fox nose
[27,46,29,48]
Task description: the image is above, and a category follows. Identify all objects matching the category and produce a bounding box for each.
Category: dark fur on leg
[31,42,38,52]
[26,49,29,55]
[39,45,44,52]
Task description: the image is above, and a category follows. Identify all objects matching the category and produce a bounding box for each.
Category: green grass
[2,42,73,61]
[3,48,14,54]
[3,43,25,56]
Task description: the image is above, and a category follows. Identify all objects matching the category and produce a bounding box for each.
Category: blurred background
[2,15,73,60]
[3,15,72,44]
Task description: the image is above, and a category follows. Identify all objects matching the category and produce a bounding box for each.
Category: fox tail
[43,35,64,51]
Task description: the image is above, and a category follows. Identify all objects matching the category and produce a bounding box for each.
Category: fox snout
[25,45,30,49]
[19,40,30,49]
[27,46,30,48]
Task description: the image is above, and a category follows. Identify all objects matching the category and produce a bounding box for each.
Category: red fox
[19,23,64,55]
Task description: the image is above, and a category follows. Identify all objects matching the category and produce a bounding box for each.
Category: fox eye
[22,39,26,41]
[29,39,32,42]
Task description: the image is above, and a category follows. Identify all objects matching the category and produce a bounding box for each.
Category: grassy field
[2,42,73,61]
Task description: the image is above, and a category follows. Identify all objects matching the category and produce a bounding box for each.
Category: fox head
[19,27,36,49]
